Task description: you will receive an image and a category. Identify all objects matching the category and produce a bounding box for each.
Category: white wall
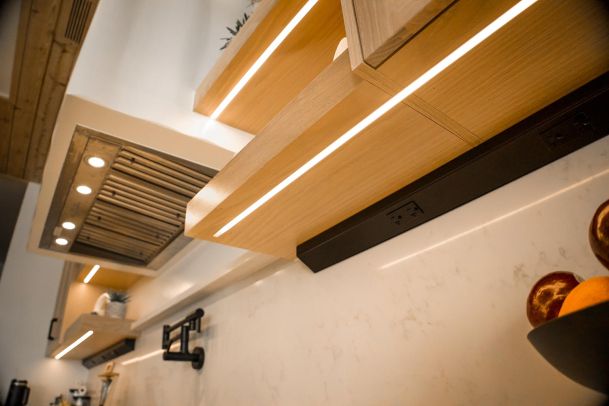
[0,0,20,98]
[68,0,253,153]
[0,184,88,404]
[85,138,609,405]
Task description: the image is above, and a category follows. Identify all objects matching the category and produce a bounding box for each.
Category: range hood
[39,126,217,270]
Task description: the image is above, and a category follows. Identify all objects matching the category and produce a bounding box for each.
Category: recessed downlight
[87,156,106,168]
[62,221,76,230]
[55,237,69,246]
[76,185,92,195]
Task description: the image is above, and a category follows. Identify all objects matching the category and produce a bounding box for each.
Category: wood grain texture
[6,0,62,179]
[187,74,470,258]
[76,265,143,291]
[51,314,138,360]
[3,0,98,182]
[186,0,609,259]
[194,0,346,134]
[187,52,361,228]
[352,0,455,67]
[412,0,609,141]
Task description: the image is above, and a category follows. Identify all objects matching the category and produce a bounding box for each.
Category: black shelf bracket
[162,308,205,370]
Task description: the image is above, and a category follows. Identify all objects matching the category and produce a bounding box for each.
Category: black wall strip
[297,72,609,273]
[82,338,136,369]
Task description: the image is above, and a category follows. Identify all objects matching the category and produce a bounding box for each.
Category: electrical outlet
[387,201,424,226]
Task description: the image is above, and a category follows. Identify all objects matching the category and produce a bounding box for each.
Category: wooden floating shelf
[50,314,138,360]
[186,0,609,259]
[194,0,346,135]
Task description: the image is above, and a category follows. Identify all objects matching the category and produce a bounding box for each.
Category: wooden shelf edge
[186,52,363,240]
[50,314,138,360]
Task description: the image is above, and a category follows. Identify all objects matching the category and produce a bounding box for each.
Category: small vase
[106,302,126,319]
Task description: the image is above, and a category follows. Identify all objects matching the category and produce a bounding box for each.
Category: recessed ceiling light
[62,221,76,230]
[55,237,69,246]
[87,156,106,168]
[83,264,101,284]
[76,185,92,195]
[213,0,538,238]
[210,0,319,120]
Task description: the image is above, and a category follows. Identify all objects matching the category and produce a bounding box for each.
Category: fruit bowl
[527,300,609,394]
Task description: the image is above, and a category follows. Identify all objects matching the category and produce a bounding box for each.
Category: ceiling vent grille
[57,0,98,45]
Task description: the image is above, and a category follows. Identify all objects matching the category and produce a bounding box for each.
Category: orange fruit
[559,276,609,316]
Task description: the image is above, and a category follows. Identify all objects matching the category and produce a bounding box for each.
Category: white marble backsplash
[86,137,609,405]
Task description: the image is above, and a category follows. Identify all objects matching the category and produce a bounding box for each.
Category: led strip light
[211,0,319,120]
[213,0,538,238]
[83,264,100,284]
[54,330,94,360]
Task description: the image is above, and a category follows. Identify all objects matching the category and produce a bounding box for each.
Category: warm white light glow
[54,330,93,360]
[61,221,76,230]
[83,264,101,284]
[76,185,92,195]
[121,349,164,366]
[87,156,106,168]
[55,237,69,246]
[213,0,538,238]
[210,0,319,120]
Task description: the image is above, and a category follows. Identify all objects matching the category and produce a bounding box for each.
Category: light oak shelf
[50,314,138,360]
[186,0,609,259]
[194,0,346,135]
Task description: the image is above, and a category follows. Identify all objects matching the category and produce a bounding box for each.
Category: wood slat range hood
[186,0,609,261]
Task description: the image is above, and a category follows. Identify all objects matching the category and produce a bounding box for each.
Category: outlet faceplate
[387,201,424,226]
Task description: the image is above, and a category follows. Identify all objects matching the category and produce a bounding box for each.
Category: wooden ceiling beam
[2,0,99,182]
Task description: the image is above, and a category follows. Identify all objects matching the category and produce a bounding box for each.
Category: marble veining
[87,138,609,405]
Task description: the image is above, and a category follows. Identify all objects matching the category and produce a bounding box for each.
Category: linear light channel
[210,0,319,120]
[83,264,101,284]
[54,330,94,360]
[213,0,538,238]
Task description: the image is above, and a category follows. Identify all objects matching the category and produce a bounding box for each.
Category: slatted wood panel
[75,146,211,264]
[42,127,217,268]
[0,0,98,182]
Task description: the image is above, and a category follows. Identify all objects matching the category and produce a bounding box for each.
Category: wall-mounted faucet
[162,308,205,370]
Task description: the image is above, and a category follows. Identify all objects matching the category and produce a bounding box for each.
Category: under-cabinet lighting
[210,0,319,120]
[213,0,538,238]
[122,349,164,366]
[87,156,106,168]
[76,185,92,195]
[54,330,94,360]
[61,221,76,230]
[55,237,69,246]
[83,264,101,284]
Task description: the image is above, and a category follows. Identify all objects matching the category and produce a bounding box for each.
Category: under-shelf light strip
[54,330,94,360]
[83,264,101,284]
[210,0,319,120]
[213,0,538,238]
